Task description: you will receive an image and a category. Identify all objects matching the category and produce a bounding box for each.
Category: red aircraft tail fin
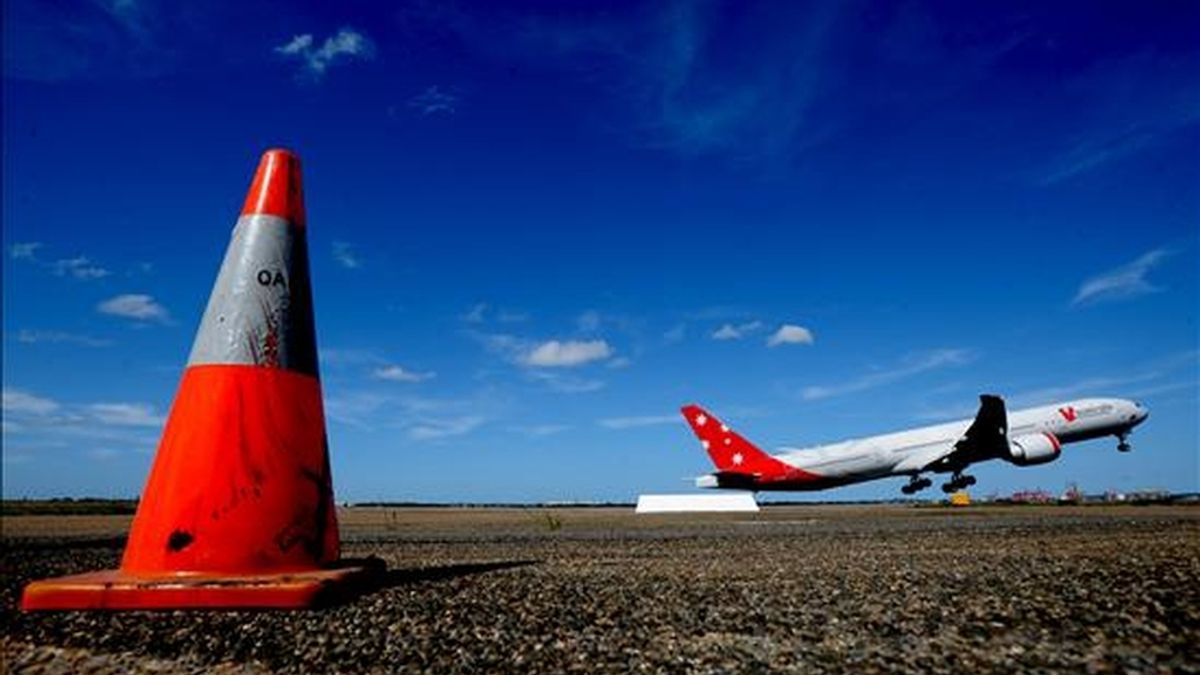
[680,405,789,476]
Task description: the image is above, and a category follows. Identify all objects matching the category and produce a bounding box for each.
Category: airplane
[681,395,1148,495]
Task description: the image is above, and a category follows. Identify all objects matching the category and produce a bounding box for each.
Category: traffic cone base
[20,566,374,611]
[20,149,380,611]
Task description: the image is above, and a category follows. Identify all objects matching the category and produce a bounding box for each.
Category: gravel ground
[3,505,1198,674]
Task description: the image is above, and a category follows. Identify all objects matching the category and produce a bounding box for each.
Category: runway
[3,504,1198,673]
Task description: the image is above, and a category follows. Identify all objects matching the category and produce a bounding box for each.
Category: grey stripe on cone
[187,214,319,377]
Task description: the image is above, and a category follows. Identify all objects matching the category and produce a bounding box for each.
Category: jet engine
[1008,433,1061,466]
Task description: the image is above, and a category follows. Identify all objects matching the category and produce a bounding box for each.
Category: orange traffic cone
[21,149,379,610]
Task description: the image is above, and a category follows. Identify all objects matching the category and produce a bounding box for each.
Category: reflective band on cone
[21,149,381,611]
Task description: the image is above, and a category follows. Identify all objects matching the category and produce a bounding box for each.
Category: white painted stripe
[187,214,319,376]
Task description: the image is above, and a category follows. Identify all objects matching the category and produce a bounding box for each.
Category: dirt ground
[3,504,1198,673]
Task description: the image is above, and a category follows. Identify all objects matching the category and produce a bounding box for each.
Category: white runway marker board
[635,493,759,513]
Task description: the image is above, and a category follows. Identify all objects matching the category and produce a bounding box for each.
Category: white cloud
[802,349,973,400]
[598,414,677,429]
[408,85,459,115]
[523,339,613,367]
[332,241,361,269]
[17,330,112,347]
[276,34,313,55]
[51,256,110,279]
[1073,248,1172,306]
[97,294,170,322]
[2,389,61,416]
[470,332,612,389]
[86,403,163,427]
[711,321,763,341]
[663,323,686,344]
[276,28,375,79]
[373,365,436,383]
[767,324,814,347]
[408,415,485,440]
[9,242,42,259]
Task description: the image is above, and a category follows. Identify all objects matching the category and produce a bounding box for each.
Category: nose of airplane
[1132,402,1149,425]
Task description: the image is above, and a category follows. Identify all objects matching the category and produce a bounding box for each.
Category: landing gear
[901,476,933,495]
[941,473,977,493]
[1117,432,1132,453]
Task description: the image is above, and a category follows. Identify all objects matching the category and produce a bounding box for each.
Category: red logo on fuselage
[1058,407,1077,422]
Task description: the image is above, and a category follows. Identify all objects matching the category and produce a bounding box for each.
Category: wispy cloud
[323,390,390,430]
[911,351,1199,422]
[51,256,110,279]
[1006,350,1198,408]
[276,28,375,79]
[509,424,571,438]
[598,414,677,430]
[322,385,506,441]
[372,365,436,383]
[96,0,150,38]
[8,243,110,279]
[17,330,112,347]
[607,356,633,369]
[3,388,61,416]
[526,370,605,394]
[522,339,613,367]
[802,349,973,401]
[319,348,386,367]
[412,3,840,158]
[663,323,686,344]
[5,0,168,81]
[577,310,602,333]
[408,415,486,441]
[516,3,836,156]
[711,321,763,341]
[460,303,529,324]
[85,403,164,427]
[1036,53,1200,186]
[767,324,814,347]
[97,294,171,323]
[332,241,362,269]
[1039,125,1161,186]
[2,387,164,458]
[9,242,42,259]
[408,85,459,115]
[1073,248,1173,306]
[462,303,489,323]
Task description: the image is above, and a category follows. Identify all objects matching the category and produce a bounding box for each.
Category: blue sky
[3,1,1197,502]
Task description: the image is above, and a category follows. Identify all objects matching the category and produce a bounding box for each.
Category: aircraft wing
[894,395,1009,474]
[956,394,1009,458]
